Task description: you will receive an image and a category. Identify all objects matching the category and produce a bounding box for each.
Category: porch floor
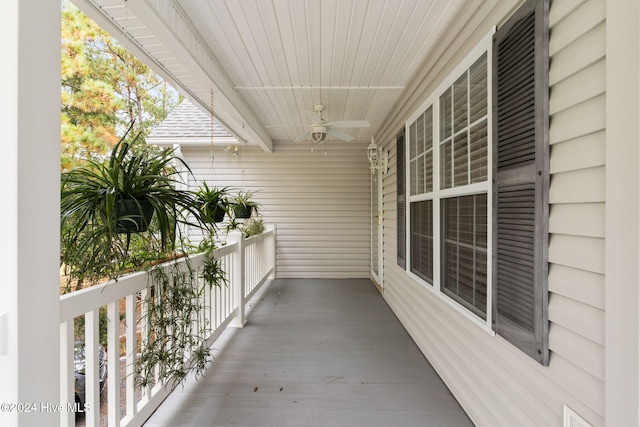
[144,278,474,427]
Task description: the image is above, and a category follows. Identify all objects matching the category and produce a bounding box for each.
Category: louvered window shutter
[492,0,550,365]
[397,130,406,269]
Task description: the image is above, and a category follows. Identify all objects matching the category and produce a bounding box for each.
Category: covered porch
[3,0,640,426]
[58,225,472,427]
[144,278,472,427]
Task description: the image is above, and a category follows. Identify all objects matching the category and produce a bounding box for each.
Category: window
[440,54,489,188]
[405,34,491,321]
[442,194,487,319]
[410,108,433,196]
[410,200,433,282]
[397,0,549,365]
[439,53,490,318]
[408,107,434,282]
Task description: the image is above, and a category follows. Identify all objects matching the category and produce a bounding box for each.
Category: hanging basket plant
[232,204,253,219]
[60,125,203,286]
[231,190,261,220]
[114,196,155,233]
[195,183,230,224]
[209,206,226,223]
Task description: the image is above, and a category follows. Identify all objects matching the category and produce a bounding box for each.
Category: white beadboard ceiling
[75,0,464,151]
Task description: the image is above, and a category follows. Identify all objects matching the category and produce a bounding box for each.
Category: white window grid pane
[442,195,488,319]
[409,107,433,197]
[439,54,488,190]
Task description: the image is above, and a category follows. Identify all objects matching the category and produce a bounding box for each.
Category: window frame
[403,29,495,332]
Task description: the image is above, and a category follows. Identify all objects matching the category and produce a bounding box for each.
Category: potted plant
[61,129,227,391]
[231,190,261,219]
[60,128,201,286]
[241,217,265,237]
[195,182,229,223]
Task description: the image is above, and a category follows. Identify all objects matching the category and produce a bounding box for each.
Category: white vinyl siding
[378,0,606,425]
[547,0,606,421]
[181,142,371,279]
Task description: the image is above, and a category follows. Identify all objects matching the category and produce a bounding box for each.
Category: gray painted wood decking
[144,279,474,427]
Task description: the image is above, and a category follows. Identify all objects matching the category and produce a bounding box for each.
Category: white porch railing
[59,226,276,427]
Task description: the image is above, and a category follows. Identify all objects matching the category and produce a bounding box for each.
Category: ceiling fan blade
[328,120,370,128]
[294,130,311,142]
[326,128,354,142]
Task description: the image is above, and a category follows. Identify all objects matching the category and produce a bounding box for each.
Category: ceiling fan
[288,104,370,143]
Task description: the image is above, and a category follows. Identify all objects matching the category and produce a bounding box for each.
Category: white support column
[0,1,61,426]
[606,0,640,425]
[228,232,246,328]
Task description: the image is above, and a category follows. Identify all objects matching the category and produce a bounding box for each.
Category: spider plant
[200,254,228,289]
[194,182,230,224]
[60,129,202,287]
[231,190,261,219]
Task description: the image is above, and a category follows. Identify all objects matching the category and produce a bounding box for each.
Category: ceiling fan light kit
[286,103,370,143]
[311,125,328,143]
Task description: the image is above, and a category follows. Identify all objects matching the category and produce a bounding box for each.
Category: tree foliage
[61,0,180,171]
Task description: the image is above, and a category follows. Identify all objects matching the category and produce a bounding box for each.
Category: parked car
[74,340,107,411]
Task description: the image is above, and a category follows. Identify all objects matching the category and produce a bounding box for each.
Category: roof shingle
[149,99,232,138]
